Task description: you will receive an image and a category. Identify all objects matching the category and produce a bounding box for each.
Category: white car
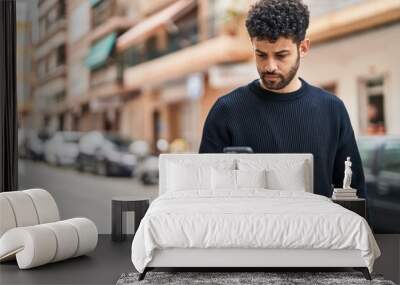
[137,155,159,185]
[22,129,51,161]
[44,132,82,166]
[76,131,138,177]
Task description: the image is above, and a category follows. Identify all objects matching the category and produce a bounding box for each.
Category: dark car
[137,155,159,185]
[76,131,137,177]
[20,129,52,161]
[357,136,400,234]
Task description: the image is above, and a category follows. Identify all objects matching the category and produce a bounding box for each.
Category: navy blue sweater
[199,78,366,198]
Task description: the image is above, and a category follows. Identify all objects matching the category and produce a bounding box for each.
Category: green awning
[90,0,103,7]
[85,33,116,70]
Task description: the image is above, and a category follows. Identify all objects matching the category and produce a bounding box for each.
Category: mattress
[131,190,380,273]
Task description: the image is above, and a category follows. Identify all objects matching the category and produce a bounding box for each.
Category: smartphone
[223,146,254,154]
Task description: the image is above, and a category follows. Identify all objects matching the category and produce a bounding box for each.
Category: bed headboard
[158,153,313,195]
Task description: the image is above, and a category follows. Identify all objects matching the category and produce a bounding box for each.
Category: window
[54,91,66,103]
[145,36,159,60]
[167,6,199,52]
[359,76,386,135]
[58,0,66,18]
[57,44,66,66]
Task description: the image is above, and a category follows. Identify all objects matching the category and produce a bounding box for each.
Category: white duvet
[131,190,380,273]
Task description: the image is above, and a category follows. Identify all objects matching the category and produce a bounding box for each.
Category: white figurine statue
[343,157,353,189]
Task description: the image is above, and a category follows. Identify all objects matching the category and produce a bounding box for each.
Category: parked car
[22,129,52,161]
[44,131,82,166]
[18,128,28,159]
[137,155,159,185]
[76,131,137,177]
[357,136,400,234]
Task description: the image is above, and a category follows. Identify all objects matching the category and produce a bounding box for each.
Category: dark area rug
[116,271,396,285]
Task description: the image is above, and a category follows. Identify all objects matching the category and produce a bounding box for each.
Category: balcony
[91,0,117,30]
[121,14,218,69]
[38,0,62,18]
[37,0,66,45]
[137,0,177,16]
[88,17,136,44]
[307,0,400,45]
[90,64,121,88]
[123,35,253,90]
[35,64,66,87]
[35,43,66,86]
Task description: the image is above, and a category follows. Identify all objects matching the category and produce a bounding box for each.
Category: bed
[131,154,381,281]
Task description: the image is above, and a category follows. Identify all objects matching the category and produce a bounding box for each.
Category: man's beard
[260,53,300,91]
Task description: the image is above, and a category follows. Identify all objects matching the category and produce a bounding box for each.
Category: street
[18,159,158,234]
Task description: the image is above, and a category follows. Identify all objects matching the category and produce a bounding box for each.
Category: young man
[198,0,366,198]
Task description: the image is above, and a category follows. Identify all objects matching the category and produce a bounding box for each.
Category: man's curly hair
[245,0,310,44]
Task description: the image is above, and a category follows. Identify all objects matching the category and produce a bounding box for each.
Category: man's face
[252,37,309,91]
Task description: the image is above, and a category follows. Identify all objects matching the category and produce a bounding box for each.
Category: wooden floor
[0,235,134,285]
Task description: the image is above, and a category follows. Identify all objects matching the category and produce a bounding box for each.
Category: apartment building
[16,0,36,130]
[30,0,400,151]
[117,0,254,151]
[64,0,90,132]
[33,0,67,132]
[62,0,138,132]
[301,0,400,136]
[117,0,400,151]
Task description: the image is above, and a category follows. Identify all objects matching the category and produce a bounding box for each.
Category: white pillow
[167,162,210,191]
[211,168,236,190]
[236,169,267,189]
[267,167,306,191]
[166,159,235,192]
[211,168,268,191]
[237,159,307,192]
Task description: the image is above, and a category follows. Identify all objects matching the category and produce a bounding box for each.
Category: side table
[331,198,367,219]
[112,196,150,242]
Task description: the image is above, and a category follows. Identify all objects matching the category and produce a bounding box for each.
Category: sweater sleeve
[332,101,366,198]
[199,98,232,153]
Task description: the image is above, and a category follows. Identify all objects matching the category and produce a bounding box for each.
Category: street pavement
[18,159,158,234]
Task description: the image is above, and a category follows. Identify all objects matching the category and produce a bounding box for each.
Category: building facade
[33,0,67,132]
[29,0,400,153]
[16,0,36,130]
[118,0,253,152]
[301,0,400,136]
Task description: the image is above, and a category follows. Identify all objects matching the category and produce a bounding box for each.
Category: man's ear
[299,38,310,57]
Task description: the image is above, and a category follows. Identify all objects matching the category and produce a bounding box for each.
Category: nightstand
[111,196,150,242]
[331,198,366,219]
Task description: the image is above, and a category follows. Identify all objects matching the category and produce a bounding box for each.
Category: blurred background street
[19,159,158,234]
[15,0,400,235]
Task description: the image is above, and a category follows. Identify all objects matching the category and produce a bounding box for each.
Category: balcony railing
[38,0,66,42]
[92,0,116,29]
[121,14,218,70]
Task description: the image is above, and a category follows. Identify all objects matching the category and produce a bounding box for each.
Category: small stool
[111,196,150,242]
